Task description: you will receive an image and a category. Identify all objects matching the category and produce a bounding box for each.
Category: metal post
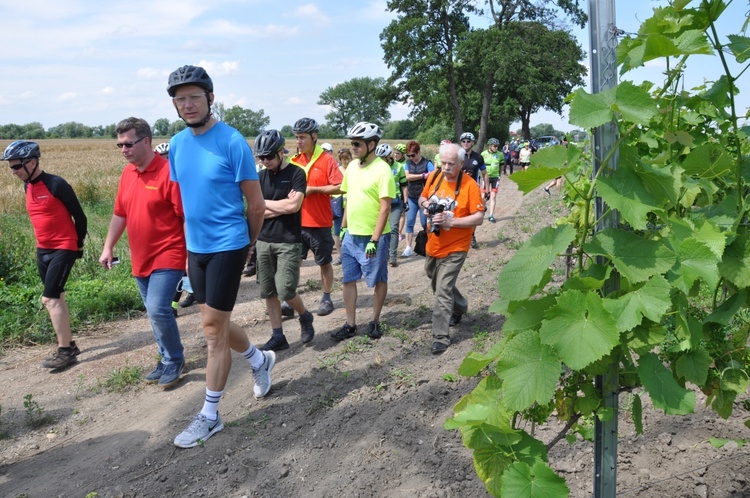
[588,1,620,497]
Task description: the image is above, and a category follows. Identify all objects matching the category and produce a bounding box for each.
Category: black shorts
[488,177,500,191]
[37,249,78,299]
[301,227,334,266]
[188,246,249,312]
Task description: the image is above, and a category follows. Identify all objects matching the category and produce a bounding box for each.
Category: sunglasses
[461,139,473,143]
[116,136,147,149]
[350,141,363,148]
[258,154,276,162]
[407,153,417,158]
[9,160,28,171]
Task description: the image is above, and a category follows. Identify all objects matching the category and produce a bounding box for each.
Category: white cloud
[286,97,304,105]
[137,67,168,80]
[58,92,77,102]
[286,3,330,27]
[197,60,240,76]
[20,91,34,99]
[99,87,114,95]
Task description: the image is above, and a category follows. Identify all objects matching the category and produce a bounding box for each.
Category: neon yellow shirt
[341,157,396,236]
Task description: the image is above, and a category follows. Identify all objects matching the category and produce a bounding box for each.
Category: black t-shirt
[258,164,307,244]
[462,150,485,182]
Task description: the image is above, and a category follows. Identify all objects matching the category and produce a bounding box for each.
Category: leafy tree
[213,102,228,122]
[168,120,187,137]
[280,125,294,137]
[318,123,344,139]
[529,123,561,138]
[153,118,170,137]
[317,77,392,136]
[381,0,475,139]
[383,119,416,139]
[415,122,454,145]
[223,105,270,138]
[103,124,116,139]
[496,21,586,140]
[0,123,27,140]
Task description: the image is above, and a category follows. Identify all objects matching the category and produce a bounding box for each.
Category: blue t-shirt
[169,121,258,253]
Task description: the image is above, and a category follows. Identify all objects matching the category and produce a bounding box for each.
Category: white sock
[242,344,265,369]
[200,388,223,420]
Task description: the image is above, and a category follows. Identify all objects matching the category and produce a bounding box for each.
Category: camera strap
[428,170,463,199]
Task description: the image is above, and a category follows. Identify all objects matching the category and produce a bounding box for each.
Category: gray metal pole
[587,1,620,497]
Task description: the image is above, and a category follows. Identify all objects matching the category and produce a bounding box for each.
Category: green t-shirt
[341,157,396,236]
[482,150,502,179]
[392,161,407,202]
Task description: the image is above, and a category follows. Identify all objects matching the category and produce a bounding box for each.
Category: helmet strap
[23,158,39,181]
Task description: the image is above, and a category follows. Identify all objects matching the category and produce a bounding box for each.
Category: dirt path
[1,179,749,498]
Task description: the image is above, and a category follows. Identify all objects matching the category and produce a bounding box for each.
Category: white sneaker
[252,350,276,399]
[174,413,224,448]
[402,247,414,257]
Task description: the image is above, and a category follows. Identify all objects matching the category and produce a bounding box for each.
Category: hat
[321,143,333,152]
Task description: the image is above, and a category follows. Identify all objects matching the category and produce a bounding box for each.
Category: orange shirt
[114,155,186,277]
[421,172,484,259]
[289,145,343,228]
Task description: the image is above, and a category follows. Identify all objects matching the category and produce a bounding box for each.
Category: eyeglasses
[461,139,473,143]
[172,93,207,107]
[258,154,276,162]
[407,154,417,158]
[9,160,28,171]
[350,141,363,148]
[116,136,147,149]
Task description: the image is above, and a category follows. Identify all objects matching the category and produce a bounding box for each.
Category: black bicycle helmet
[3,141,41,161]
[167,65,213,97]
[254,130,286,157]
[293,117,319,134]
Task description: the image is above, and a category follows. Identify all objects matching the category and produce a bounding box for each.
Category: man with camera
[418,143,485,355]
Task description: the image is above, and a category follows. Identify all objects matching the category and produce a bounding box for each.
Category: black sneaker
[471,237,478,249]
[330,323,357,341]
[69,341,81,356]
[449,314,462,327]
[431,342,449,355]
[281,301,295,318]
[42,347,77,369]
[299,314,315,344]
[259,335,290,352]
[367,321,383,339]
[180,293,196,308]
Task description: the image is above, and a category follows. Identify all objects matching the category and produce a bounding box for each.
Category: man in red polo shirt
[288,117,343,316]
[99,117,187,389]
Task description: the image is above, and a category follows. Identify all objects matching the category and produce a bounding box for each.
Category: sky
[1,0,748,135]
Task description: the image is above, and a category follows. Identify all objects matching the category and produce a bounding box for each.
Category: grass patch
[95,363,143,393]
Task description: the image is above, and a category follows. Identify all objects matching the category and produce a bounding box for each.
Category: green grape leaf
[720,368,750,395]
[719,233,750,288]
[562,263,611,292]
[584,228,676,284]
[596,165,665,231]
[510,167,569,194]
[498,225,576,302]
[681,142,734,179]
[675,348,712,386]
[574,382,601,416]
[568,87,616,129]
[711,389,737,419]
[602,275,672,331]
[501,462,570,498]
[702,75,733,110]
[458,339,506,377]
[614,81,658,125]
[496,331,561,411]
[539,290,620,370]
[502,296,557,334]
[632,394,643,435]
[473,429,549,496]
[727,34,750,63]
[637,353,695,415]
[445,374,514,431]
[622,321,667,355]
[668,237,721,292]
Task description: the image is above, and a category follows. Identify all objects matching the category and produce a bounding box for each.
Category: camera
[427,202,445,235]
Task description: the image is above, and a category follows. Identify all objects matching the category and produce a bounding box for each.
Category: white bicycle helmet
[346,122,383,141]
[460,132,475,142]
[375,143,392,157]
[154,143,170,155]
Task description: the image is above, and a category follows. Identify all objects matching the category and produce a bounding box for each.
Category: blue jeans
[135,269,185,364]
[405,197,427,235]
[389,201,404,259]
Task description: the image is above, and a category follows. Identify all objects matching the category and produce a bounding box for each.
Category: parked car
[533,136,558,149]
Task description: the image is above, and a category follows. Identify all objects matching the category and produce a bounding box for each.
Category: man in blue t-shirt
[167,65,275,449]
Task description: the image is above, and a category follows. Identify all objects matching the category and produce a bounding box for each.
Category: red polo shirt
[114,154,186,277]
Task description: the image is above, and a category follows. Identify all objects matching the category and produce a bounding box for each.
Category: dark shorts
[37,249,78,299]
[187,245,249,312]
[301,227,334,266]
[488,177,500,192]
